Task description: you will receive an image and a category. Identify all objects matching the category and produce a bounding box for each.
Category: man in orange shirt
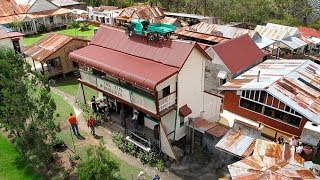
[69,113,80,136]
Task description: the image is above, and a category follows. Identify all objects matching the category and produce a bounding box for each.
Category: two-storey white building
[69,26,213,159]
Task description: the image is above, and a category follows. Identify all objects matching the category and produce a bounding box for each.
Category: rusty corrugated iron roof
[266,23,300,37]
[192,117,229,137]
[215,130,256,158]
[255,25,291,40]
[0,0,31,17]
[28,8,72,19]
[23,33,86,62]
[160,17,178,25]
[220,59,320,124]
[0,14,27,24]
[175,26,228,43]
[299,26,320,38]
[0,28,24,39]
[228,139,315,179]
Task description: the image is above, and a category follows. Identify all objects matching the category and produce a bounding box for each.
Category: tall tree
[77,140,123,180]
[0,47,60,171]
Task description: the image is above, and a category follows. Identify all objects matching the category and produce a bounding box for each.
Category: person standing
[289,136,296,146]
[69,113,80,136]
[91,96,97,113]
[87,116,96,136]
[136,171,145,180]
[296,142,303,154]
[132,110,139,131]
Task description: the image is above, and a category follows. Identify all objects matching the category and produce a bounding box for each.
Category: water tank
[301,145,314,161]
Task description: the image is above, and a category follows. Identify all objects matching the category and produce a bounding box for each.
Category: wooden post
[41,62,45,73]
[155,91,160,115]
[81,83,87,104]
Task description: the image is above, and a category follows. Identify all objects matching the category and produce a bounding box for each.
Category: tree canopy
[77,140,123,180]
[0,47,60,171]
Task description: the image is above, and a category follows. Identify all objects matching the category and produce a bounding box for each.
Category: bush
[138,151,148,165]
[125,141,137,156]
[156,159,165,172]
[63,170,70,179]
[51,138,65,149]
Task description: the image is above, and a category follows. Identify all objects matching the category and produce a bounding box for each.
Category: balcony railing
[158,92,176,112]
[79,70,157,114]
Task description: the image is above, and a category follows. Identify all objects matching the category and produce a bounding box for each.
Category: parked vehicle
[124,19,176,41]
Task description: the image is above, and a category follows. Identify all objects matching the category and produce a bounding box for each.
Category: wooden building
[0,28,24,53]
[219,59,320,139]
[23,33,88,77]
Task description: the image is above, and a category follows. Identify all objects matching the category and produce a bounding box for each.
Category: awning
[69,45,178,90]
[217,70,227,79]
[179,104,192,117]
[191,117,229,137]
[254,37,275,49]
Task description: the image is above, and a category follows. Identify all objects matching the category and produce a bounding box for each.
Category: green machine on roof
[124,19,176,41]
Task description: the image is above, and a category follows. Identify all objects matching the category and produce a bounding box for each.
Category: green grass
[24,25,96,46]
[0,134,41,180]
[53,75,98,100]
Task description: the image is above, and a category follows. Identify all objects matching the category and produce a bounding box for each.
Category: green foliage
[124,141,138,156]
[270,15,302,27]
[137,150,159,166]
[81,103,94,120]
[156,159,165,172]
[77,140,124,180]
[308,20,320,30]
[0,47,60,173]
[67,20,81,29]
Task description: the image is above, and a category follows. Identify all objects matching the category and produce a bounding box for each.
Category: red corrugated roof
[90,26,210,68]
[70,45,178,90]
[212,34,265,74]
[70,26,210,90]
[298,26,320,38]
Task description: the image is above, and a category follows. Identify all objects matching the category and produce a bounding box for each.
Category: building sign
[97,78,131,102]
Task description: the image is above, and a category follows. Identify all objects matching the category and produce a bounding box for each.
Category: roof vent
[257,70,261,82]
[298,77,320,92]
[311,123,318,127]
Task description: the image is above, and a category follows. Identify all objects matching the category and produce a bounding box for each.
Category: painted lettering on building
[97,78,131,102]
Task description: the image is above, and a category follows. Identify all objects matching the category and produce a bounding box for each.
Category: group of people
[68,112,97,137]
[276,135,304,154]
[91,96,114,122]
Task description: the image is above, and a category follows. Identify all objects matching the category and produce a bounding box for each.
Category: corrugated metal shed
[51,0,81,7]
[160,17,178,25]
[192,117,228,137]
[255,25,291,40]
[28,8,72,19]
[186,22,257,39]
[254,37,275,49]
[220,59,320,125]
[175,26,228,43]
[23,33,74,61]
[215,130,256,158]
[280,36,308,50]
[228,139,314,179]
[266,23,300,37]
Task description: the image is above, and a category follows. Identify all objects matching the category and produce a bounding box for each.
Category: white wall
[175,48,206,140]
[0,38,14,50]
[156,74,177,99]
[161,110,176,140]
[27,0,58,13]
[202,92,222,122]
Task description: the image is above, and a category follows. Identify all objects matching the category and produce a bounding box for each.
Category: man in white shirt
[296,142,303,154]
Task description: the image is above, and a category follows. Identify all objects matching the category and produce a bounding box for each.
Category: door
[12,40,21,53]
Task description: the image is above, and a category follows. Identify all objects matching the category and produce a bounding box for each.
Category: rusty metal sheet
[0,0,30,17]
[28,8,72,19]
[296,169,316,179]
[175,26,228,43]
[160,17,177,25]
[215,130,256,157]
[205,124,229,138]
[0,29,23,40]
[23,33,73,61]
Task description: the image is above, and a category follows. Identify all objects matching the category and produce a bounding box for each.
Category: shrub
[125,141,137,156]
[156,159,165,172]
[138,151,148,165]
[63,170,70,179]
[51,138,65,149]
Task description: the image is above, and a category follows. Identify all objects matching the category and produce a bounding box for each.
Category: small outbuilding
[0,27,24,52]
[23,33,89,77]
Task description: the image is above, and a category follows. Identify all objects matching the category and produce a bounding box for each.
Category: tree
[77,140,123,180]
[0,47,60,171]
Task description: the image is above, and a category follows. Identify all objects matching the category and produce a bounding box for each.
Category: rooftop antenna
[257,70,261,82]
